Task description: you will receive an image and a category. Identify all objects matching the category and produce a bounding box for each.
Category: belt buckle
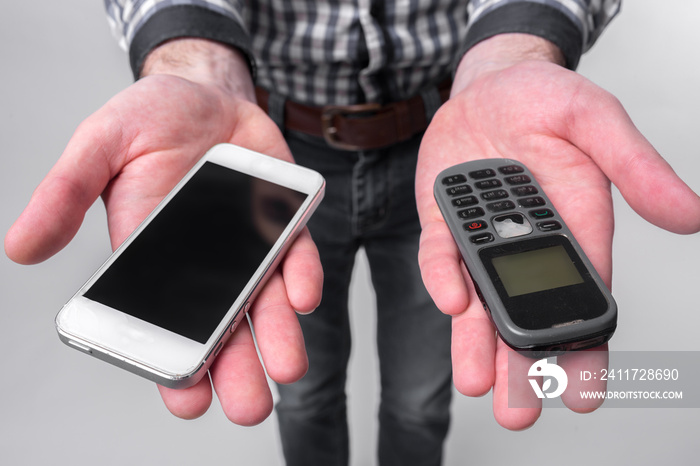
[321,103,382,151]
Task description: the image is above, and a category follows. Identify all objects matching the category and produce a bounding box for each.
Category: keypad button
[493,213,533,239]
[505,174,532,185]
[537,220,562,232]
[458,207,485,219]
[475,179,502,190]
[530,208,554,219]
[463,220,487,232]
[446,185,473,196]
[442,174,467,186]
[481,189,509,201]
[511,185,538,197]
[518,196,546,208]
[498,165,525,174]
[486,200,516,212]
[468,168,497,179]
[470,232,494,244]
[452,195,478,207]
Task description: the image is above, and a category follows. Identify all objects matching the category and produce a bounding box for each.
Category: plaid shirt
[105,0,620,105]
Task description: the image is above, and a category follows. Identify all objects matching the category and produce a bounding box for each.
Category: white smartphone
[55,143,325,389]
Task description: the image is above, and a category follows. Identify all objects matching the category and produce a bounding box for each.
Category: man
[6,0,700,464]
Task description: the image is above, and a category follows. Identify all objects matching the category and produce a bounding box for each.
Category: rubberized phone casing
[434,159,616,356]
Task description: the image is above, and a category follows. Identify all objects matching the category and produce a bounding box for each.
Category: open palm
[5,74,323,425]
[416,61,700,429]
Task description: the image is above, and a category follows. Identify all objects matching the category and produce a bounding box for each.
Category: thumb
[5,118,121,264]
[563,81,700,234]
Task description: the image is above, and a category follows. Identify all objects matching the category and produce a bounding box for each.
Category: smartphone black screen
[84,162,306,344]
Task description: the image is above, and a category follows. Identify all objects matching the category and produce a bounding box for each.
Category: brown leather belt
[255,81,451,151]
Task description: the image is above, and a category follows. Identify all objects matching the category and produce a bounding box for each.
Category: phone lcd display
[84,162,306,344]
[491,245,584,297]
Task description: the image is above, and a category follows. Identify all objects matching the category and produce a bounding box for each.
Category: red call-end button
[463,220,487,232]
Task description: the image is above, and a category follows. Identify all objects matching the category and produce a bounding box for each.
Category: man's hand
[416,34,700,430]
[4,39,322,425]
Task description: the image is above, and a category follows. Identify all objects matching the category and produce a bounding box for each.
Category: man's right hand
[4,39,322,426]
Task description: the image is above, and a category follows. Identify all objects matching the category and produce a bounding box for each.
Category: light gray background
[1,1,698,465]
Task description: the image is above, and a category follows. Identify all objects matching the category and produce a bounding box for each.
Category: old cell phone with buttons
[434,159,616,356]
[55,144,325,388]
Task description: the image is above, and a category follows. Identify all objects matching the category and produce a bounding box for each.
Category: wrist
[452,34,565,96]
[141,38,256,102]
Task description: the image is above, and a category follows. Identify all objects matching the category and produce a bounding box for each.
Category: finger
[228,103,295,164]
[157,374,213,420]
[418,220,471,315]
[5,118,119,264]
[450,299,497,397]
[557,345,609,413]
[532,157,615,287]
[564,82,700,234]
[228,105,323,315]
[492,341,542,431]
[248,271,308,385]
[210,318,274,426]
[281,228,323,314]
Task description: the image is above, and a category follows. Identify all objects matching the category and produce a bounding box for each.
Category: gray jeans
[275,130,452,466]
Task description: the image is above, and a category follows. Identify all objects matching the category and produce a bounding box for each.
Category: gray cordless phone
[434,159,616,357]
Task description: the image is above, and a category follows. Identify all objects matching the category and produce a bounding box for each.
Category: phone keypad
[497,165,524,175]
[458,207,485,219]
[463,219,488,232]
[475,179,502,190]
[536,220,562,232]
[446,185,472,196]
[504,175,531,185]
[511,185,538,197]
[440,163,561,242]
[530,208,554,219]
[470,232,495,244]
[481,189,509,201]
[452,195,478,207]
[442,174,468,186]
[469,169,497,179]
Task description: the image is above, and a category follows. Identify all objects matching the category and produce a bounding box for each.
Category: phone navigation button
[493,213,533,239]
[470,233,494,244]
